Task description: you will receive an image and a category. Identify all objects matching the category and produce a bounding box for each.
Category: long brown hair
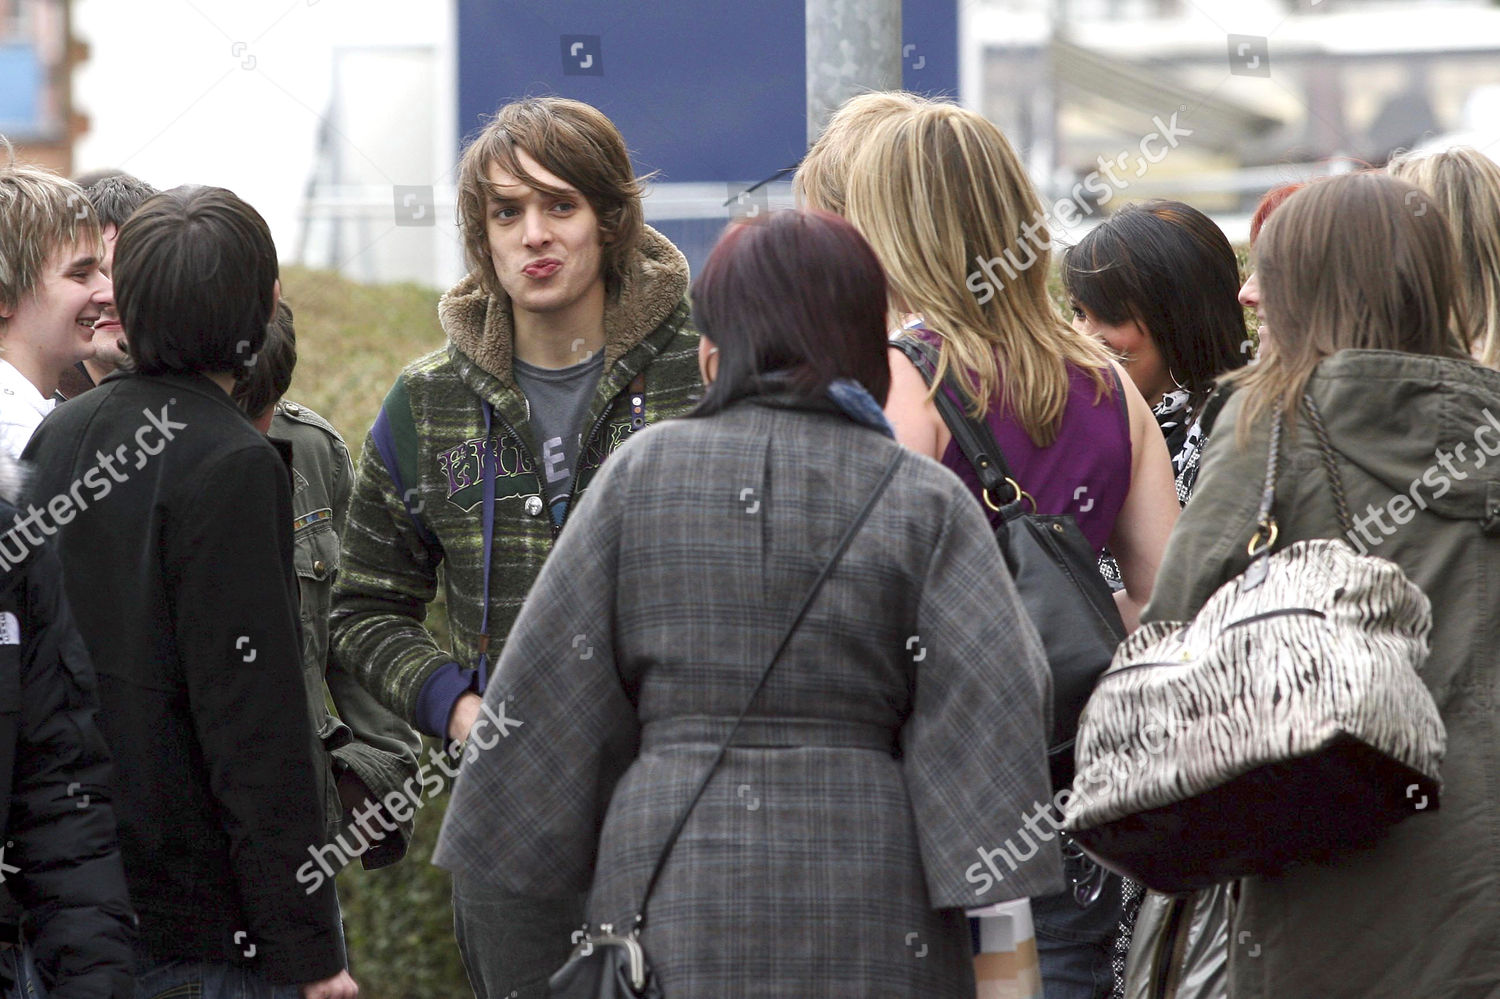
[1226,172,1465,440]
[842,103,1112,446]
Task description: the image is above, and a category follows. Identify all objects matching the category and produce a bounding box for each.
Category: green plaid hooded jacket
[330,226,701,734]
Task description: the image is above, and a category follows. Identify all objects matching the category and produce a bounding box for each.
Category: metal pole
[806,0,903,146]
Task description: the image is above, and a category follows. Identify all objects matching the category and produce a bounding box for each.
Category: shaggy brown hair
[456,97,646,300]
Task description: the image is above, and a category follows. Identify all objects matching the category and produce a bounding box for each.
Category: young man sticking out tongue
[331,97,701,999]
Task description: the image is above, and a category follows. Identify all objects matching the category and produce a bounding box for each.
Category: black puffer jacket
[0,451,135,997]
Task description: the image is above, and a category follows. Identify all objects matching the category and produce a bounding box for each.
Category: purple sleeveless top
[914,329,1132,553]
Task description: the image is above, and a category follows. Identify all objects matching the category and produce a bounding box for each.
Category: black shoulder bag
[548,450,905,999]
[892,337,1125,791]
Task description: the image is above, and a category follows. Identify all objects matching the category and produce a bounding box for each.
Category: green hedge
[283,266,472,998]
[335,752,470,998]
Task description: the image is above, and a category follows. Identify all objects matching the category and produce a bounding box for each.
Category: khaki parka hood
[437,224,690,389]
[1306,349,1500,525]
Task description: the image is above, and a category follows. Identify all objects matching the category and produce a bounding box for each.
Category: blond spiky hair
[0,137,103,319]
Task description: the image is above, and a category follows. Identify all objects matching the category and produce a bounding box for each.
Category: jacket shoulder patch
[293,507,334,532]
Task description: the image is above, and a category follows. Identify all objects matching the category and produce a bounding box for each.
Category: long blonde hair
[1389,146,1500,368]
[842,104,1112,446]
[795,91,932,216]
[1226,172,1463,441]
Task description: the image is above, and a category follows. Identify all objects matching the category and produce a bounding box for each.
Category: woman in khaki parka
[1141,172,1500,998]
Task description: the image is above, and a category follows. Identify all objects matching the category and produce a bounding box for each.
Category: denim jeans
[132,948,302,999]
[1031,842,1125,999]
[3,944,41,999]
[451,872,585,999]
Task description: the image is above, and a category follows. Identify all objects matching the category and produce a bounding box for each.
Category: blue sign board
[903,0,958,100]
[457,1,958,181]
[458,1,806,183]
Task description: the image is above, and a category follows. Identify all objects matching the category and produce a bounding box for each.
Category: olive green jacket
[1143,351,1500,999]
[330,226,701,734]
[272,401,422,868]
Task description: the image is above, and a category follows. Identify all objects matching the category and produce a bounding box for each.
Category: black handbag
[548,450,905,999]
[892,337,1125,792]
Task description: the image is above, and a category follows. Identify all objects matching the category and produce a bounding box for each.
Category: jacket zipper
[483,403,545,529]
[1104,607,1326,679]
[557,396,621,537]
[1222,606,1326,632]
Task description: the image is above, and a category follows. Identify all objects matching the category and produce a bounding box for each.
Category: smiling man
[0,160,108,457]
[56,173,159,400]
[330,97,700,999]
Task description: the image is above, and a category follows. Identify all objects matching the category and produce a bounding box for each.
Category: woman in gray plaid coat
[436,211,1064,997]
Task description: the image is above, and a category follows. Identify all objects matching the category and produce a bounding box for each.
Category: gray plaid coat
[435,395,1064,997]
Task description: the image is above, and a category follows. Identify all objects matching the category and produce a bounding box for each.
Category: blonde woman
[844,105,1177,630]
[842,103,1179,999]
[795,91,931,216]
[1389,146,1500,367]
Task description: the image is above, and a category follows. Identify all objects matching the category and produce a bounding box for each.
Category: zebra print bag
[1061,397,1447,894]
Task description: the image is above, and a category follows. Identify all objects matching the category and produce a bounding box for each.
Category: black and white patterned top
[1154,388,1208,505]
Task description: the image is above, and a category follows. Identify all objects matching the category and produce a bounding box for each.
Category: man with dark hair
[69,169,123,191]
[230,301,422,881]
[22,186,356,999]
[330,96,700,998]
[57,173,158,399]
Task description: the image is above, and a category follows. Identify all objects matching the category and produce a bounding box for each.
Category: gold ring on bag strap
[984,477,1037,513]
[1247,519,1279,557]
[1246,412,1285,557]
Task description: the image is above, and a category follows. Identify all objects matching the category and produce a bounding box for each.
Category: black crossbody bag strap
[892,337,1023,507]
[892,337,1127,512]
[629,448,905,935]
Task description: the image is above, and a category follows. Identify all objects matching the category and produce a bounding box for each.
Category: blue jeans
[132,887,346,999]
[1031,842,1125,999]
[132,950,301,999]
[3,944,41,999]
[451,872,585,999]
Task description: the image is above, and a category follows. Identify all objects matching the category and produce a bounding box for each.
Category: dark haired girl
[1065,200,1247,502]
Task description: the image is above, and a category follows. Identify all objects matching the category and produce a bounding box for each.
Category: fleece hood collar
[1309,349,1500,522]
[438,224,690,389]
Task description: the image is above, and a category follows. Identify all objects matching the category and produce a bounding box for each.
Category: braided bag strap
[1301,394,1355,538]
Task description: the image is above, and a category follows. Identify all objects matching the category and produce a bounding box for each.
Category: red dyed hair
[690,209,892,415]
[1250,183,1305,244]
